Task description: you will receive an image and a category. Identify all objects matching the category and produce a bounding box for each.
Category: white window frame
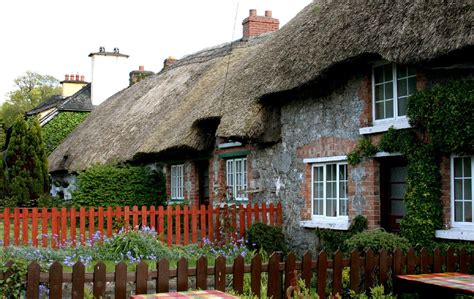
[360,63,416,135]
[226,157,248,201]
[451,156,473,229]
[170,164,184,200]
[372,62,416,123]
[311,162,349,222]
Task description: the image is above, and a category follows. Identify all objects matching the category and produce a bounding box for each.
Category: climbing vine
[348,79,474,248]
[42,112,89,155]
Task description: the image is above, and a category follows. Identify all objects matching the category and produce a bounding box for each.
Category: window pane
[455,180,463,200]
[317,182,324,198]
[397,66,407,78]
[465,202,472,222]
[339,200,348,216]
[375,102,384,120]
[374,66,383,83]
[385,99,394,118]
[314,166,323,182]
[397,78,407,97]
[327,164,336,181]
[454,158,463,177]
[384,65,393,81]
[398,96,408,116]
[455,202,463,222]
[375,85,384,102]
[385,82,393,99]
[407,66,416,76]
[464,157,471,176]
[327,199,337,217]
[408,77,416,95]
[339,182,347,199]
[465,179,472,199]
[339,165,347,181]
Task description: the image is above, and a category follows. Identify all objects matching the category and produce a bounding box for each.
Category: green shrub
[0,259,28,298]
[72,164,166,207]
[315,215,368,254]
[245,223,287,254]
[345,229,410,252]
[42,112,90,155]
[349,285,396,299]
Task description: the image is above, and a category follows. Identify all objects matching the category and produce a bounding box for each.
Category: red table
[130,290,239,299]
[397,272,474,299]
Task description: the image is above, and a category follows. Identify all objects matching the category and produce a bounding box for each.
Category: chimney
[242,9,279,41]
[70,73,75,81]
[65,74,70,81]
[80,75,85,82]
[129,65,155,86]
[75,74,80,81]
[139,65,145,72]
[163,56,177,69]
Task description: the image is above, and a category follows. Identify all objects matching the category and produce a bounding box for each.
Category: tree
[2,117,49,206]
[0,71,61,128]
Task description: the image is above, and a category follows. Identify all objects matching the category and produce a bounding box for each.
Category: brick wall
[440,156,451,228]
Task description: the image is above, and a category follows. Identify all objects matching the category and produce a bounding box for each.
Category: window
[226,158,248,201]
[452,157,473,226]
[373,63,416,121]
[312,163,348,218]
[170,164,184,200]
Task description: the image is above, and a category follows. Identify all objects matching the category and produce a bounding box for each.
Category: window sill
[359,118,411,135]
[300,219,350,230]
[435,228,474,241]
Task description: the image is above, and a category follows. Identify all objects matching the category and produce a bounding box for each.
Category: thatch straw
[49,0,473,172]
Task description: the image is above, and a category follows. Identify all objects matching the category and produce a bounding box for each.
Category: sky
[0,0,312,104]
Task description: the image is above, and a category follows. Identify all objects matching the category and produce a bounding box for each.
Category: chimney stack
[65,74,70,81]
[80,75,85,82]
[139,65,145,72]
[163,56,177,69]
[242,9,279,41]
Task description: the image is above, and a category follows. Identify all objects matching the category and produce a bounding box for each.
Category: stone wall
[250,75,365,253]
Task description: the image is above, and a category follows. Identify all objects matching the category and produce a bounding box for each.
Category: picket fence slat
[251,254,262,296]
[72,262,85,299]
[93,261,106,298]
[157,259,170,293]
[177,258,188,291]
[196,256,208,290]
[318,250,328,299]
[136,262,148,294]
[215,256,226,291]
[267,253,282,299]
[115,262,127,299]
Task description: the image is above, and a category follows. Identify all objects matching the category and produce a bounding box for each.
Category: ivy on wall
[348,79,474,248]
[42,112,89,155]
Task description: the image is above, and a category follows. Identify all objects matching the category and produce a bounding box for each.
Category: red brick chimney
[163,56,177,69]
[242,9,279,41]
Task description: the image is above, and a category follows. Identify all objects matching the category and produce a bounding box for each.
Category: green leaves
[42,112,89,155]
[72,164,166,207]
[2,117,49,206]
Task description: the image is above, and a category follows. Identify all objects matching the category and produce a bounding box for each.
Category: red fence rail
[0,203,282,248]
[9,247,473,299]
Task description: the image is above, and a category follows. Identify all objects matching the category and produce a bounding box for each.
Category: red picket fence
[15,247,474,299]
[0,203,282,248]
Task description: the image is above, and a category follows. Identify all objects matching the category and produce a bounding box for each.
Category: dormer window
[373,63,416,121]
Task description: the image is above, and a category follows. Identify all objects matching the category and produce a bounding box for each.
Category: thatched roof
[49,0,473,172]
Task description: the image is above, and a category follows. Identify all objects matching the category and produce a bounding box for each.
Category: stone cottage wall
[249,75,368,252]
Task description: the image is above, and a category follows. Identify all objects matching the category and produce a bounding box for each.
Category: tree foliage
[42,112,89,155]
[2,117,49,206]
[0,71,61,128]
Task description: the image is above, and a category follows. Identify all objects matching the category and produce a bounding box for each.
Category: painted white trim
[435,229,474,241]
[374,152,403,158]
[218,142,242,149]
[359,118,411,135]
[450,156,474,228]
[40,110,59,126]
[300,219,350,230]
[303,155,347,164]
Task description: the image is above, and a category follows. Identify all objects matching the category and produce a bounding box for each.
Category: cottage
[49,1,473,251]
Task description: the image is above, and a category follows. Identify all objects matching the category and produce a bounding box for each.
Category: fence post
[3,208,10,246]
[446,247,455,272]
[379,249,389,289]
[420,247,430,273]
[51,208,58,249]
[98,207,104,240]
[233,255,245,294]
[167,205,172,246]
[72,262,85,299]
[42,208,48,247]
[406,248,416,274]
[106,207,113,238]
[301,251,313,290]
[365,249,375,292]
[88,207,95,243]
[26,261,40,299]
[114,262,127,299]
[350,250,360,293]
[196,256,208,290]
[31,208,38,247]
[215,255,226,291]
[93,261,106,298]
[141,206,147,227]
[158,206,164,242]
[136,261,148,295]
[79,207,86,245]
[239,204,245,238]
[277,203,282,225]
[317,250,328,299]
[157,259,170,293]
[262,203,267,224]
[49,261,63,299]
[267,252,282,299]
[61,207,67,246]
[251,254,262,296]
[177,258,188,291]
[14,208,20,245]
[285,252,296,291]
[132,206,139,229]
[333,249,343,296]
[191,205,198,244]
[175,205,181,245]
[183,205,189,245]
[22,208,29,246]
[70,207,77,247]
